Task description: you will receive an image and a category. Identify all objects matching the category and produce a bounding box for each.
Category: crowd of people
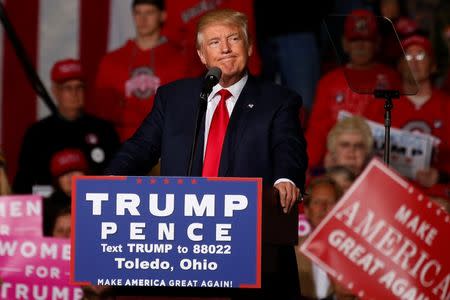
[1,0,450,299]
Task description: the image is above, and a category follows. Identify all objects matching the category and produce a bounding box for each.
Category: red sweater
[93,39,189,141]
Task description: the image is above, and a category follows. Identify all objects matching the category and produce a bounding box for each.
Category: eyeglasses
[405,52,427,61]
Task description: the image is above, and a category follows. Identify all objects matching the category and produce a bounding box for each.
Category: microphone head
[205,67,222,85]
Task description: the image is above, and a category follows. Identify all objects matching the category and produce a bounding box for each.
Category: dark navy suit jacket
[106,75,308,192]
[106,75,307,297]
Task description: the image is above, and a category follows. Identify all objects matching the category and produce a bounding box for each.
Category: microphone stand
[186,68,220,176]
[374,89,400,166]
[186,89,209,176]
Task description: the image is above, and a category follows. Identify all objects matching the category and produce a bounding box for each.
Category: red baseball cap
[401,35,433,58]
[50,148,88,178]
[51,58,84,83]
[344,9,378,42]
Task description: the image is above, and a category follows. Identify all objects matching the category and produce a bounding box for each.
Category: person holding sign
[295,176,342,299]
[106,8,308,299]
[366,35,450,189]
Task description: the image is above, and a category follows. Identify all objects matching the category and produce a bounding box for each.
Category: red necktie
[202,89,232,177]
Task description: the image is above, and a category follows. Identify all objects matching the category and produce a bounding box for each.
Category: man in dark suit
[106,8,308,299]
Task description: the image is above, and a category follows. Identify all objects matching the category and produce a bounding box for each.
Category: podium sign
[71,176,262,289]
[301,159,450,300]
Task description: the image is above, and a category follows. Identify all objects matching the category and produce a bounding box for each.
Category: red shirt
[365,89,450,173]
[93,39,189,141]
[306,64,400,169]
[163,0,261,76]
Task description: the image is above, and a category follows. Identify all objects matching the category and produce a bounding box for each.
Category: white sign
[338,111,440,179]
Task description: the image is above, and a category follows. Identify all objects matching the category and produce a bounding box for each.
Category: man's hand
[274,181,300,214]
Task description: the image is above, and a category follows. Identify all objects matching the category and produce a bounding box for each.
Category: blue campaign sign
[71,176,262,289]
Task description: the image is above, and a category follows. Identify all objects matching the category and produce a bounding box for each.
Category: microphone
[201,67,222,98]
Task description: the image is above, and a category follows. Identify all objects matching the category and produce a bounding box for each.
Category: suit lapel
[218,76,259,176]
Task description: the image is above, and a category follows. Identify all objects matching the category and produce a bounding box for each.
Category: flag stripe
[80,0,110,114]
[1,0,133,181]
[2,0,40,180]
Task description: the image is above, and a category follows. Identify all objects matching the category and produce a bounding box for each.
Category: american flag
[0,0,136,180]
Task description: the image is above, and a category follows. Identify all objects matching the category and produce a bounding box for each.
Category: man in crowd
[93,0,189,141]
[306,9,399,172]
[106,8,308,299]
[13,58,120,195]
[295,176,342,299]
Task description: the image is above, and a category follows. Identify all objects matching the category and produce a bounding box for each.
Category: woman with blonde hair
[325,116,374,176]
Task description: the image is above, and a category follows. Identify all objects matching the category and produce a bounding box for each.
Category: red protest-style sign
[301,158,450,300]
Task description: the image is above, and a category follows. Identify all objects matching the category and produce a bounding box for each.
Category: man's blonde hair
[327,116,374,154]
[196,9,249,49]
